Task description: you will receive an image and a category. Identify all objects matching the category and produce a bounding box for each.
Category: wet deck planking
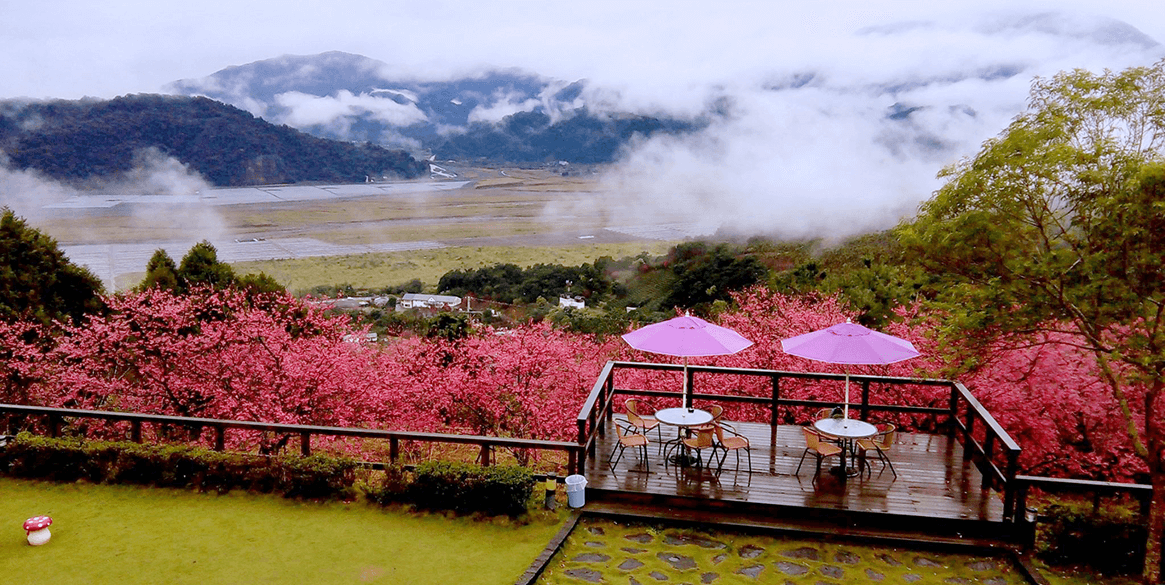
[586,418,1006,530]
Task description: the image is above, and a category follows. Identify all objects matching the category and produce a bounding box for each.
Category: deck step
[579,498,1020,551]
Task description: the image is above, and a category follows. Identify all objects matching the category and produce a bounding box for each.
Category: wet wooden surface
[587,418,1006,531]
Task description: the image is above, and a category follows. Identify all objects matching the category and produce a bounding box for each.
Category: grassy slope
[233,242,675,295]
[0,478,565,585]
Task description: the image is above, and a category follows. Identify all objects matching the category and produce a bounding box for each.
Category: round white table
[654,407,713,467]
[813,417,877,478]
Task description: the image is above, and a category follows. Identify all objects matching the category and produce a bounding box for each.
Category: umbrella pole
[683,358,689,409]
[843,368,850,419]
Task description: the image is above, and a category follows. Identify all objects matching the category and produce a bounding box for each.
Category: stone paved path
[537,519,1028,584]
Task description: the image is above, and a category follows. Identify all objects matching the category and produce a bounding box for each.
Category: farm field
[35,166,688,291]
[234,241,675,295]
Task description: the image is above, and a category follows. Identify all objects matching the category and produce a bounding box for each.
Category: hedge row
[1036,499,1147,575]
[0,433,356,500]
[365,461,536,517]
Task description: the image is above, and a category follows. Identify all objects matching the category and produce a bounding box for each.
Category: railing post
[390,437,399,463]
[1001,449,1020,524]
[131,420,142,443]
[48,414,61,438]
[605,370,615,418]
[963,410,976,461]
[981,433,996,489]
[1014,479,1032,546]
[860,380,871,421]
[214,426,225,451]
[948,384,959,437]
[770,375,780,426]
[479,443,491,466]
[300,432,311,456]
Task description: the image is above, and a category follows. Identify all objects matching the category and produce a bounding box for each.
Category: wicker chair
[795,425,842,479]
[608,421,650,472]
[672,426,715,469]
[625,399,663,451]
[712,422,751,474]
[857,422,898,478]
[692,404,725,432]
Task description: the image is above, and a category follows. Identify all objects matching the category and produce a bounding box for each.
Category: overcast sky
[4,0,1165,244]
[2,0,1160,100]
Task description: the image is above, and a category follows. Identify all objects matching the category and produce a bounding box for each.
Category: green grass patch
[0,477,566,585]
[235,242,675,294]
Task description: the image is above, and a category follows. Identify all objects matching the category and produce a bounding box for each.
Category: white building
[559,296,585,309]
[398,293,462,311]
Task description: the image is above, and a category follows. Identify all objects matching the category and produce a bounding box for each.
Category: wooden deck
[584,418,1012,542]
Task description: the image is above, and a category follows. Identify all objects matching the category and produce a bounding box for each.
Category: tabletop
[654,407,713,428]
[813,417,877,440]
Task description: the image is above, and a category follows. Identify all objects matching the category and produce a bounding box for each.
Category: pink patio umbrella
[622,314,753,406]
[780,320,921,418]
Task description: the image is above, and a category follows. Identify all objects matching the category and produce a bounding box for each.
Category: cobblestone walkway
[537,519,1028,584]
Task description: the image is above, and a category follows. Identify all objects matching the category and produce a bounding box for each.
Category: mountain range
[166,52,701,163]
[0,94,427,187]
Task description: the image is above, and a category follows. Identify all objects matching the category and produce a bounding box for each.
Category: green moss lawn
[0,478,566,585]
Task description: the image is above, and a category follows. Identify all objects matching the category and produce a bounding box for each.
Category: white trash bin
[565,474,587,508]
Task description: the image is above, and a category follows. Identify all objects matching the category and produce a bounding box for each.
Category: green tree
[661,243,768,311]
[139,249,181,292]
[177,240,236,289]
[0,208,104,325]
[900,60,1165,583]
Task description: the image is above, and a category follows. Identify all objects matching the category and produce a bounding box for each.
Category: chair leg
[795,449,810,475]
[608,442,624,469]
[878,448,896,478]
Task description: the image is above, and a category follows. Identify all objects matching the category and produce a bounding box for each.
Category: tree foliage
[899,59,1165,583]
[139,241,283,295]
[0,95,427,186]
[0,208,104,325]
[438,261,610,304]
[658,242,768,312]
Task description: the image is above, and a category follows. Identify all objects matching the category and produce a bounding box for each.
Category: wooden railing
[949,382,1023,521]
[0,403,582,472]
[1013,475,1153,519]
[576,360,1025,521]
[1012,474,1157,572]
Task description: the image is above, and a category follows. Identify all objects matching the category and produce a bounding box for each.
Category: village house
[397,293,462,311]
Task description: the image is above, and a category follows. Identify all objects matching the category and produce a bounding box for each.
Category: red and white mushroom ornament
[23,516,52,546]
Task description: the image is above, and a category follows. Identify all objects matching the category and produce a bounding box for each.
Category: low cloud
[273,90,428,132]
[0,149,226,278]
[580,9,1164,242]
[0,152,78,219]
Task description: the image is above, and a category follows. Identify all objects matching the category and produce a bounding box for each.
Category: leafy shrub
[1035,499,1147,575]
[0,433,355,500]
[363,463,412,506]
[410,461,534,517]
[276,454,357,500]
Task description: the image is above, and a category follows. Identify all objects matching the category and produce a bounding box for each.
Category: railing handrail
[0,403,581,452]
[577,361,616,423]
[1015,474,1153,496]
[952,382,1021,452]
[608,360,955,387]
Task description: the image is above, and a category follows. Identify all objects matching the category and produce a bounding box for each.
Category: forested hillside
[0,94,427,186]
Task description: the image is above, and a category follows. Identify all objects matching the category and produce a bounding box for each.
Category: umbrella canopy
[622,314,753,405]
[780,321,920,418]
